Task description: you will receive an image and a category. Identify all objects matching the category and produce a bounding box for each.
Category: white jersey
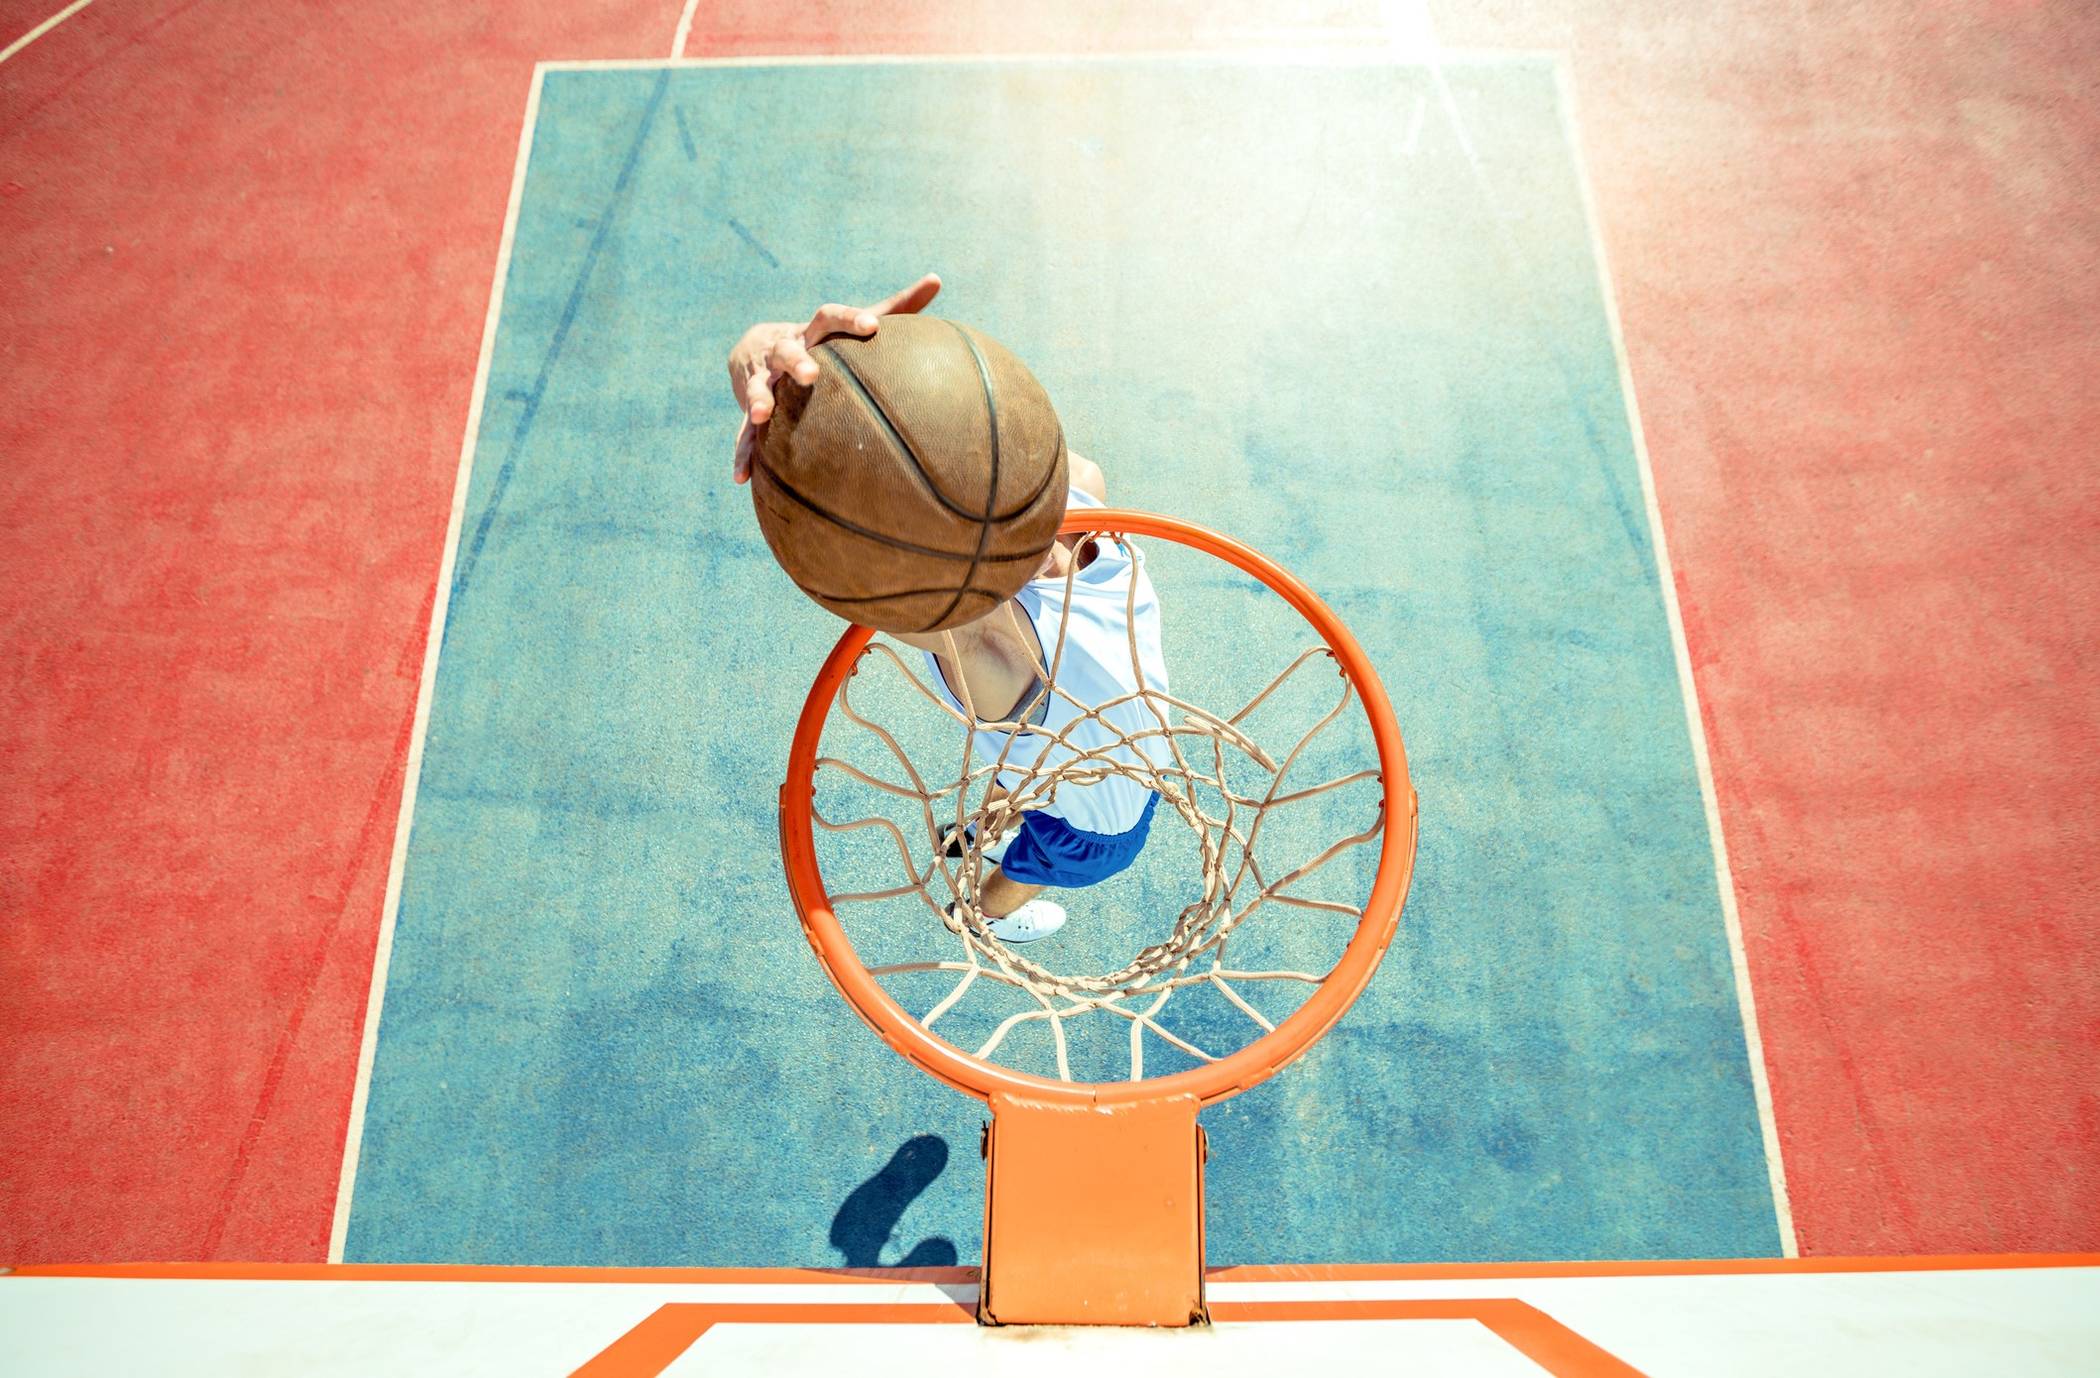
[923,485,1168,836]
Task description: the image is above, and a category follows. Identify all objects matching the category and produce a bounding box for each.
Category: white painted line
[538,48,1551,74]
[0,0,97,66]
[665,0,1437,65]
[7,1267,2097,1378]
[669,0,702,59]
[1402,92,1428,156]
[335,45,1796,1277]
[327,64,553,1263]
[1550,58,1800,1256]
[1413,39,1798,1253]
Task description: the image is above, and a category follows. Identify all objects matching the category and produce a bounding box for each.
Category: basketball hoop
[779,509,1419,1325]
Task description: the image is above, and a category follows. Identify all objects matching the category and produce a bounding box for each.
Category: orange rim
[780,509,1418,1107]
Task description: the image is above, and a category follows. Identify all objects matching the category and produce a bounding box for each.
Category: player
[727,274,1168,943]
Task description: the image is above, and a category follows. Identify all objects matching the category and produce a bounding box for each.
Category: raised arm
[724,273,943,483]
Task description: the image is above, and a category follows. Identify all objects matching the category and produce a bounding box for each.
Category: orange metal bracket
[978,1090,1207,1327]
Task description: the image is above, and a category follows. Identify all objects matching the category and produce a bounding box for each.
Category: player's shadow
[828,1134,959,1268]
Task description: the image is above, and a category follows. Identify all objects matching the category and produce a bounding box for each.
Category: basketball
[749,315,1068,634]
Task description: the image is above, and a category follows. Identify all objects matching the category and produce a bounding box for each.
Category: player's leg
[960,794,1162,944]
[978,867,1045,918]
[948,868,1065,944]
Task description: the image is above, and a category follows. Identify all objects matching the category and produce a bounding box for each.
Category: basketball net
[809,528,1386,1083]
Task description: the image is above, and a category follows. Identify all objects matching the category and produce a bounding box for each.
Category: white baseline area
[2,1259,2093,1377]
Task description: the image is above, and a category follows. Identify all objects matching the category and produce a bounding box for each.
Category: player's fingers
[733,419,756,484]
[741,366,777,423]
[765,334,820,386]
[868,272,941,318]
[804,302,879,340]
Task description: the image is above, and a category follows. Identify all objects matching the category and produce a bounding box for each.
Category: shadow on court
[829,1134,960,1268]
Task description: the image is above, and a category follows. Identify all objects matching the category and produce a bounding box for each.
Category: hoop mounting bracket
[979,1090,1208,1328]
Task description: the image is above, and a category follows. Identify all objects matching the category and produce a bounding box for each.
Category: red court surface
[2,0,2095,1268]
[1438,0,2100,1254]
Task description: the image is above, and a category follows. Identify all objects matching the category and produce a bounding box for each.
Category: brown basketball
[749,315,1068,634]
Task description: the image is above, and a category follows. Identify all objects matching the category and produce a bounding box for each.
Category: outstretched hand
[727,273,943,483]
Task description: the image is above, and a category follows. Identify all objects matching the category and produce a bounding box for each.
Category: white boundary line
[327,65,552,1263]
[544,47,1549,74]
[1551,58,1800,1255]
[668,0,701,60]
[328,44,1798,1263]
[0,0,97,66]
[663,0,1443,65]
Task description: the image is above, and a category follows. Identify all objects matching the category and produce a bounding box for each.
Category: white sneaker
[985,899,1066,944]
[948,899,1067,944]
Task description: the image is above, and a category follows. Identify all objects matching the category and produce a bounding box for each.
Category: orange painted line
[1211,1252,2100,1281]
[569,1301,974,1378]
[1211,1300,1647,1378]
[568,1304,713,1378]
[2,1262,978,1284]
[1472,1300,1649,1378]
[10,1252,2094,1283]
[564,1297,1644,1378]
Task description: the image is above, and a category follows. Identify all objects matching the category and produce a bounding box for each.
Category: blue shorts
[998,793,1161,889]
